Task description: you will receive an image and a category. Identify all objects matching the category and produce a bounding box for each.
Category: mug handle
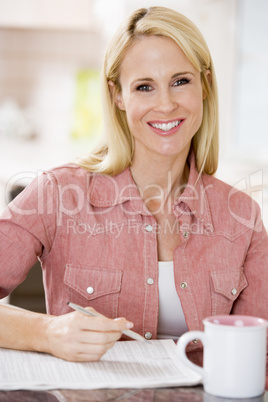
[176,331,207,377]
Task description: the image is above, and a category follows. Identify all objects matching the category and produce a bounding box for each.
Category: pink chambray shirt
[0,152,268,367]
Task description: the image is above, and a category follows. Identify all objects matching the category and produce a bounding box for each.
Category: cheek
[124,100,148,127]
[193,98,204,119]
[185,92,204,121]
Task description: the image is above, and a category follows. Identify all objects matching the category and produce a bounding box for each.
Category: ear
[108,80,125,111]
[202,69,211,100]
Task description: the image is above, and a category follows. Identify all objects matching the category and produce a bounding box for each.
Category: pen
[67,302,147,343]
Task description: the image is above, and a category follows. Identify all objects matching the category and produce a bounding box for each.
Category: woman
[0,7,267,369]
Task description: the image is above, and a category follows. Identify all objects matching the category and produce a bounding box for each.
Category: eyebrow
[131,72,194,86]
[172,72,194,78]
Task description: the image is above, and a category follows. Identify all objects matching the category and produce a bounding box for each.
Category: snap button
[231,288,237,296]
[144,332,152,340]
[86,286,94,294]
[183,231,189,239]
[180,282,187,289]
[145,225,153,232]
[192,338,198,344]
[147,278,154,285]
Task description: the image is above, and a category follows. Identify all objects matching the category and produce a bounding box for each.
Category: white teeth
[151,120,181,131]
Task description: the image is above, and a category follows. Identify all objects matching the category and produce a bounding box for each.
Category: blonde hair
[77,6,219,176]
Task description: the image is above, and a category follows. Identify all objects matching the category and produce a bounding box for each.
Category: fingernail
[114,317,125,321]
[126,322,134,329]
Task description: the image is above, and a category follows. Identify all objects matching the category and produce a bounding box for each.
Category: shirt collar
[88,168,149,214]
[88,151,214,230]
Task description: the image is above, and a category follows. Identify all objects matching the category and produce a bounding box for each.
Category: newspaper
[0,339,202,390]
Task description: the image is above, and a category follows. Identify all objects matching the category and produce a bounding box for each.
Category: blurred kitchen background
[0,0,267,309]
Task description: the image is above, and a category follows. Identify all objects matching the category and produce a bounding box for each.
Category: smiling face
[112,35,206,165]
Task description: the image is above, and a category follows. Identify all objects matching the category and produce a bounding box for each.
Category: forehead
[119,35,195,80]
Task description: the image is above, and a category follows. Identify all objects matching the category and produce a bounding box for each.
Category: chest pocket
[64,264,123,318]
[210,267,248,315]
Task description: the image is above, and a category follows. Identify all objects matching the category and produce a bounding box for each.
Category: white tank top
[157,261,188,340]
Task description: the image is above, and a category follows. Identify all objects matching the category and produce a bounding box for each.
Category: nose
[153,89,178,115]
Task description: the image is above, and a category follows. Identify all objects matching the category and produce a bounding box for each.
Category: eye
[173,77,190,86]
[136,84,153,92]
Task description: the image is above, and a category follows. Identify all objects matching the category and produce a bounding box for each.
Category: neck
[130,149,190,213]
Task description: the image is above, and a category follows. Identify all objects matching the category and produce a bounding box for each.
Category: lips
[148,119,184,135]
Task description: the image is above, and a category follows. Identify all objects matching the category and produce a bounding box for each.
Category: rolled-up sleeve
[0,171,58,298]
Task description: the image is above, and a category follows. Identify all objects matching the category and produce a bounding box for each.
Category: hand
[43,307,133,362]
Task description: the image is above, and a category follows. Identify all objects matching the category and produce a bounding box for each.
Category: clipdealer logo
[4,168,266,233]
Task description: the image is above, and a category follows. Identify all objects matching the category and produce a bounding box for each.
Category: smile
[149,120,181,132]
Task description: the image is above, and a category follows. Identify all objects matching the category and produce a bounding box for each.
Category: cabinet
[9,261,46,313]
[0,0,96,30]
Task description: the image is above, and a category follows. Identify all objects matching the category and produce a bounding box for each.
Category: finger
[78,329,123,345]
[62,341,116,362]
[79,341,115,357]
[77,313,133,333]
[83,307,134,331]
[84,306,105,317]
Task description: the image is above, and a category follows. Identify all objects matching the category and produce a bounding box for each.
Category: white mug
[177,315,267,398]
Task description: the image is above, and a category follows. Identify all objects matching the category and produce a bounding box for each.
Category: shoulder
[201,174,262,235]
[6,163,92,211]
[202,173,255,207]
[40,164,133,207]
[33,163,96,198]
[44,163,130,191]
[44,163,91,184]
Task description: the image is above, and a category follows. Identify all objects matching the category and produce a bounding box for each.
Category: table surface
[0,387,267,402]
